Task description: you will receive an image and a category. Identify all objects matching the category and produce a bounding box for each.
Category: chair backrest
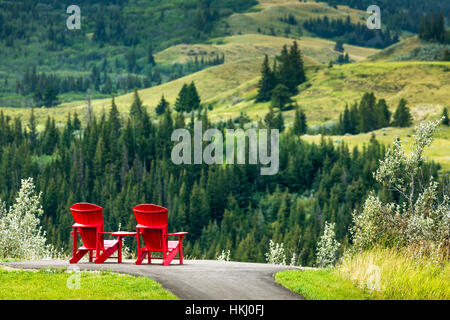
[70,203,104,250]
[133,204,168,251]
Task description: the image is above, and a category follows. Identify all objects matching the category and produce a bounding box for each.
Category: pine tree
[28,107,38,152]
[188,82,201,111]
[175,84,190,112]
[293,106,307,135]
[289,41,306,87]
[129,88,143,120]
[271,84,292,110]
[256,55,275,102]
[264,106,276,129]
[109,96,121,140]
[375,98,391,128]
[275,111,285,132]
[156,95,169,116]
[392,99,412,127]
[357,92,376,133]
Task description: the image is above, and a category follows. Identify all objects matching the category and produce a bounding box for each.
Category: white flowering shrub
[352,119,449,257]
[290,252,299,267]
[0,178,58,260]
[265,240,286,265]
[316,221,341,268]
[216,249,231,262]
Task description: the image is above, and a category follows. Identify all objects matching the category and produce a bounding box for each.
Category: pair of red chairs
[69,203,187,266]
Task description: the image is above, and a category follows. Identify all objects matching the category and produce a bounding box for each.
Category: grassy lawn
[275,269,375,300]
[0,267,178,300]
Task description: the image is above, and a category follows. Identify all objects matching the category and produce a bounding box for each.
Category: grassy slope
[224,0,366,36]
[276,269,374,300]
[367,36,426,62]
[0,267,178,300]
[0,34,377,126]
[337,248,450,300]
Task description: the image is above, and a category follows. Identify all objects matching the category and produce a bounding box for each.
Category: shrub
[316,221,340,268]
[265,240,286,265]
[351,119,449,259]
[0,178,58,260]
[216,249,231,262]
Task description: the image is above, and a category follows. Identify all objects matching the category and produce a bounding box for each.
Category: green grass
[276,269,375,300]
[0,267,178,300]
[337,248,450,300]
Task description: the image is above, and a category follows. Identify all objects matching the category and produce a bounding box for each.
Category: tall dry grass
[337,247,450,300]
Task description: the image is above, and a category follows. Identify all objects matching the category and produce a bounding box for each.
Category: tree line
[419,11,449,44]
[332,93,413,135]
[303,16,399,49]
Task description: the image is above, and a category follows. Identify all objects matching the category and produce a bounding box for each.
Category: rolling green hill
[0,0,448,169]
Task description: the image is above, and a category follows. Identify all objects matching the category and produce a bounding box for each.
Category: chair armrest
[73,223,102,228]
[167,232,188,236]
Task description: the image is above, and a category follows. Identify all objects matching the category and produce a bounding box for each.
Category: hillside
[222,0,366,36]
[0,0,448,170]
[0,34,378,124]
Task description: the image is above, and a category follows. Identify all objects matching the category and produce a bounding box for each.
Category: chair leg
[135,249,147,265]
[89,250,93,262]
[179,242,183,265]
[94,242,119,264]
[163,246,180,266]
[70,249,88,264]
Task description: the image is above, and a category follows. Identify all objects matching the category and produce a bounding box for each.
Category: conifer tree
[264,106,276,129]
[109,96,121,140]
[357,92,376,133]
[392,99,412,127]
[188,81,201,111]
[375,98,391,128]
[129,88,143,120]
[156,95,169,116]
[293,106,307,135]
[271,84,292,110]
[256,55,276,102]
[175,84,190,113]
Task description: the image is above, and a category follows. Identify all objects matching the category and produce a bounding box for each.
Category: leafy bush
[216,249,231,261]
[0,178,59,260]
[316,221,340,268]
[351,119,449,259]
[265,240,286,265]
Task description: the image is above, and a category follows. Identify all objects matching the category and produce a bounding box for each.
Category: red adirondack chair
[69,203,120,264]
[133,204,187,266]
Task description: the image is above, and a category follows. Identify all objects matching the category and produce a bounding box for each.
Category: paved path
[4,260,305,300]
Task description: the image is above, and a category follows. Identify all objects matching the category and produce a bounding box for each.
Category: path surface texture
[5,259,305,300]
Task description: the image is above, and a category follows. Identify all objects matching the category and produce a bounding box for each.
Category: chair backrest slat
[133,204,168,251]
[70,203,104,250]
